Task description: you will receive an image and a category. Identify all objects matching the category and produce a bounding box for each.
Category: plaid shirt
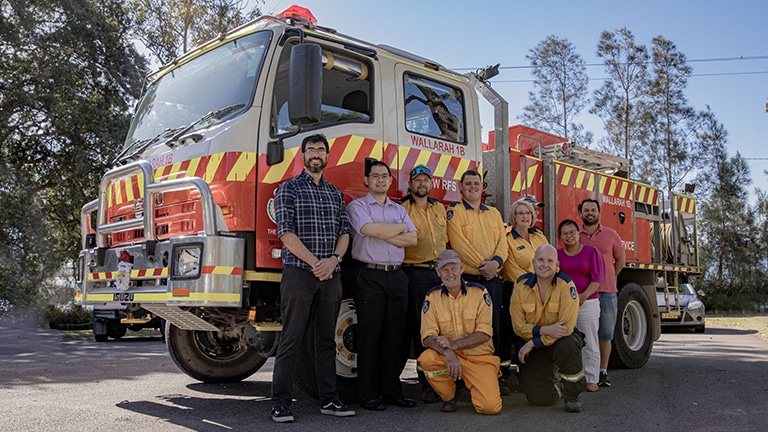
[275,170,350,271]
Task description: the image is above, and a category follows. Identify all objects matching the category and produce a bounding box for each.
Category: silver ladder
[533,142,631,177]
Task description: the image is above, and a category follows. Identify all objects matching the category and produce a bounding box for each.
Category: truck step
[141,304,220,332]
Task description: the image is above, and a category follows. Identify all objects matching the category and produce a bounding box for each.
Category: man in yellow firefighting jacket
[510,244,586,413]
[418,249,502,415]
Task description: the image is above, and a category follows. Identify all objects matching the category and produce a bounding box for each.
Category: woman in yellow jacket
[502,199,549,282]
[500,199,549,383]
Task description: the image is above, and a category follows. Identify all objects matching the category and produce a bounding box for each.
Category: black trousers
[503,280,525,365]
[271,266,342,406]
[518,331,586,406]
[463,274,509,362]
[354,266,409,401]
[400,266,442,389]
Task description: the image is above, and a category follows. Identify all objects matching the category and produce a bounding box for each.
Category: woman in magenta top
[557,219,605,392]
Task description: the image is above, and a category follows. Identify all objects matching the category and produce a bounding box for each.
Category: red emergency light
[275,5,317,24]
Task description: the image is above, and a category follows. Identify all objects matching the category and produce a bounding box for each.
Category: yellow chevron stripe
[598,176,607,194]
[338,136,362,165]
[204,153,225,183]
[619,181,629,199]
[209,266,237,275]
[131,268,169,277]
[227,152,255,181]
[263,147,297,184]
[186,157,201,179]
[367,140,385,160]
[125,178,135,201]
[561,166,573,186]
[586,174,594,191]
[115,181,124,205]
[526,164,539,186]
[433,154,452,178]
[608,179,617,196]
[455,158,471,180]
[574,170,586,189]
[395,146,411,170]
[511,172,522,193]
[167,161,184,181]
[414,150,431,167]
[107,185,113,207]
[137,172,146,198]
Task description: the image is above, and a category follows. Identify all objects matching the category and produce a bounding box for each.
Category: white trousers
[577,298,601,385]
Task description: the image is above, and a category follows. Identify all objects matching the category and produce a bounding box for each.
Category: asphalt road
[1,317,767,432]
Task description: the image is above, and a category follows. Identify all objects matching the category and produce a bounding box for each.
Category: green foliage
[45,302,93,326]
[590,28,650,176]
[519,35,593,145]
[634,36,705,193]
[696,110,768,312]
[127,0,262,65]
[0,0,146,308]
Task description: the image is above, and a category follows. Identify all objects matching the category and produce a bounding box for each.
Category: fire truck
[76,5,698,399]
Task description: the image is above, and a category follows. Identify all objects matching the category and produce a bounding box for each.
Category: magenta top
[557,245,605,300]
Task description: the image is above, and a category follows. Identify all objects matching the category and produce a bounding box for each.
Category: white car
[657,283,705,333]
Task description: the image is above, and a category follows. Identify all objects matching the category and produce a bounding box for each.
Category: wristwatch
[331,253,342,263]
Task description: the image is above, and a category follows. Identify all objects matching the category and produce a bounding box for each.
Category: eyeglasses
[515,211,532,216]
[410,165,431,178]
[560,230,579,237]
[304,147,327,155]
[368,174,391,181]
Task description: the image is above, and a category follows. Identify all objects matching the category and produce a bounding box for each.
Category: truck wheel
[107,322,127,340]
[611,283,653,369]
[295,299,358,403]
[166,322,267,383]
[94,334,108,342]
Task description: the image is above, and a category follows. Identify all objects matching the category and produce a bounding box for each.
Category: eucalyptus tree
[519,35,593,145]
[0,0,145,307]
[591,28,650,174]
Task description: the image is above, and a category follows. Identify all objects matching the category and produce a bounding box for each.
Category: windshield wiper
[113,127,181,165]
[114,103,246,165]
[163,103,246,148]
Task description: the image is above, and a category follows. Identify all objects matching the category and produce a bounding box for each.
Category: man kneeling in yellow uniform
[418,249,502,414]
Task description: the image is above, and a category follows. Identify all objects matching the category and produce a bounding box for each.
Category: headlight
[172,244,203,279]
[686,300,703,310]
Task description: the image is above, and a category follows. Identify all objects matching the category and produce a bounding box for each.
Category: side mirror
[697,290,705,297]
[267,140,285,166]
[288,43,322,125]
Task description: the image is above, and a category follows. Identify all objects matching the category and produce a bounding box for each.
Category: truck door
[393,64,479,204]
[257,38,381,268]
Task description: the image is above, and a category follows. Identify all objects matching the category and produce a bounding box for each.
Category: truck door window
[403,73,465,143]
[272,43,372,136]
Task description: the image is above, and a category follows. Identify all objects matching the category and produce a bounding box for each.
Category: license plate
[113,292,134,302]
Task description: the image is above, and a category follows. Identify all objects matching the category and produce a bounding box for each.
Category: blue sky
[257,0,768,197]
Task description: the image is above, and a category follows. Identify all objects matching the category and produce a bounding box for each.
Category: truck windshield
[123,31,271,151]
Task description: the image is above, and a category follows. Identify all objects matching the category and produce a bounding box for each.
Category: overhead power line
[451,55,768,71]
[489,70,768,83]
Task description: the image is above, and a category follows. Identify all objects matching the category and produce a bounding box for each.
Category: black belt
[363,263,401,272]
[402,261,437,269]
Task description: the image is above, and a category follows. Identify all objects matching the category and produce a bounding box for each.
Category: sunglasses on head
[410,165,431,177]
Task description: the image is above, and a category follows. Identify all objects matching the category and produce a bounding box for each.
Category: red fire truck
[76,5,698,399]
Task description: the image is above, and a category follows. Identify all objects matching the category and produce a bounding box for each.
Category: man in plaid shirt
[270,134,355,423]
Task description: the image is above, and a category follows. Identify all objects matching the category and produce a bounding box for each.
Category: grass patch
[59,330,94,340]
[708,315,768,340]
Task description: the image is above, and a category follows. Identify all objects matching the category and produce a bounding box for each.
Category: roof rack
[533,142,631,178]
